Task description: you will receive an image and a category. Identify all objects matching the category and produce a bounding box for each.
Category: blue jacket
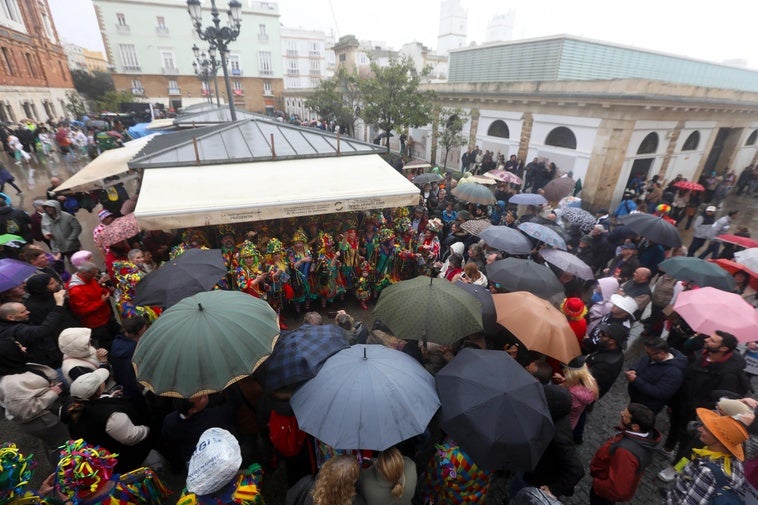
[627,349,687,413]
[613,199,637,218]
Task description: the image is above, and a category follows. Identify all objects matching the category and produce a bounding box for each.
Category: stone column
[659,121,684,179]
[468,108,480,150]
[430,105,440,164]
[518,112,533,161]
[582,118,636,209]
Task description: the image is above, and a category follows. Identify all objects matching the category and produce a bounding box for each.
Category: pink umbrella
[484,169,522,185]
[673,287,758,342]
[96,213,141,247]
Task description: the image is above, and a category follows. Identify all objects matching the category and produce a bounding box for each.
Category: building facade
[437,0,467,55]
[0,0,75,123]
[280,27,335,90]
[94,0,284,114]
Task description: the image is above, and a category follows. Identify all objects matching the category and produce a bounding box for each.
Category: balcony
[286,69,299,77]
[259,68,273,76]
[123,65,142,73]
[309,70,321,77]
[263,89,273,96]
[162,66,179,75]
[286,50,298,58]
[156,26,169,36]
[131,87,144,95]
[231,68,243,76]
[309,51,321,58]
[116,24,130,34]
[258,34,268,43]
[168,87,181,96]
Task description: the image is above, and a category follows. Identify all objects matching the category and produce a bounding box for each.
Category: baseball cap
[70,369,110,400]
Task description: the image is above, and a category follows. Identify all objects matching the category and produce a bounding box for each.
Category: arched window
[637,132,659,155]
[446,114,459,128]
[682,131,700,151]
[747,129,757,146]
[544,126,577,150]
[487,120,509,138]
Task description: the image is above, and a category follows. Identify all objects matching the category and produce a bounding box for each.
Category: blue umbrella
[265,324,349,391]
[479,226,534,255]
[0,258,37,292]
[509,193,548,206]
[517,222,568,250]
[291,344,440,451]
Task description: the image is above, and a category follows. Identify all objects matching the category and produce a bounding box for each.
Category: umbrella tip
[198,303,204,311]
[363,347,367,360]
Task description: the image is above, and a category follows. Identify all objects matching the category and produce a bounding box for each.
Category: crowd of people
[0,147,756,505]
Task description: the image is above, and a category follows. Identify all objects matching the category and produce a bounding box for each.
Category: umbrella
[709,259,758,291]
[658,257,736,292]
[509,193,548,206]
[133,248,228,307]
[0,258,37,291]
[0,234,26,248]
[453,281,498,335]
[560,207,597,233]
[673,287,758,343]
[413,173,443,185]
[459,219,492,236]
[96,213,141,248]
[131,290,279,398]
[265,324,350,391]
[492,292,581,363]
[717,234,758,249]
[436,348,554,471]
[619,214,682,248]
[451,182,496,205]
[517,222,568,250]
[484,169,522,185]
[673,180,705,192]
[542,177,575,202]
[539,248,595,280]
[372,276,483,345]
[486,258,564,299]
[469,175,496,185]
[735,248,758,272]
[478,226,534,255]
[291,344,440,451]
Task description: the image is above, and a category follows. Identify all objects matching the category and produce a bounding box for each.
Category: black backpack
[608,436,654,475]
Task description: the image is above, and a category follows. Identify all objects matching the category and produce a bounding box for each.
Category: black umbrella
[453,281,497,335]
[486,258,564,299]
[619,213,682,248]
[478,226,534,255]
[133,248,228,307]
[413,173,443,185]
[436,348,555,471]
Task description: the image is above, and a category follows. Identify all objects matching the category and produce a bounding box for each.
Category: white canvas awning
[55,134,158,192]
[134,154,421,229]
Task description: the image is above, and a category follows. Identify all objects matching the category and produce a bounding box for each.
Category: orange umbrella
[492,291,580,363]
[709,258,758,291]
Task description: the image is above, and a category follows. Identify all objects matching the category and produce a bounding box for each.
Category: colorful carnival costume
[337,218,360,291]
[373,228,398,295]
[0,443,45,505]
[111,260,160,322]
[354,258,372,310]
[170,229,211,260]
[394,217,418,281]
[54,439,169,505]
[416,218,442,276]
[218,225,241,290]
[286,228,315,312]
[235,241,267,299]
[420,438,490,504]
[176,465,264,505]
[314,232,344,307]
[264,238,291,329]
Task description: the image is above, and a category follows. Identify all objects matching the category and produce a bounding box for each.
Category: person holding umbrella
[699,209,739,260]
[358,447,416,505]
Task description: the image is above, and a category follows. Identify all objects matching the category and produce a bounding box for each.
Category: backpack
[608,436,654,475]
[703,461,744,505]
[268,410,306,457]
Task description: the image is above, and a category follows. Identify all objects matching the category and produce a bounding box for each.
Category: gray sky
[50,0,758,69]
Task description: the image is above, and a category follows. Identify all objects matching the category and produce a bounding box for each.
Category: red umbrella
[673,180,705,192]
[716,234,758,249]
[96,213,140,247]
[709,258,758,291]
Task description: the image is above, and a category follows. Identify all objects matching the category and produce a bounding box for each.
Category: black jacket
[677,351,751,415]
[587,348,625,398]
[0,307,65,367]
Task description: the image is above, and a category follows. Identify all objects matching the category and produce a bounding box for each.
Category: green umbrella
[132,290,279,398]
[372,276,483,346]
[0,234,25,247]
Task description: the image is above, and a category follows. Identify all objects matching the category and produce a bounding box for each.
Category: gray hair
[127,249,143,261]
[77,261,100,273]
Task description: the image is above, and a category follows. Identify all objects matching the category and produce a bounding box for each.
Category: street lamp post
[192,44,221,105]
[187,0,242,121]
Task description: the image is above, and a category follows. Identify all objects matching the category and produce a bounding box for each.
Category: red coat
[568,318,587,343]
[67,274,112,328]
[589,431,659,502]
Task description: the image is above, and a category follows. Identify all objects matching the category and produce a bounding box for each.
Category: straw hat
[696,408,749,461]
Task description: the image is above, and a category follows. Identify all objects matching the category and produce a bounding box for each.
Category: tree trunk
[443,146,449,169]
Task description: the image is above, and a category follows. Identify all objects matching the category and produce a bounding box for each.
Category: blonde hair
[463,262,481,281]
[563,364,599,398]
[311,456,360,505]
[375,447,405,499]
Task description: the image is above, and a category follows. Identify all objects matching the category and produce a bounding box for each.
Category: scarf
[691,448,733,476]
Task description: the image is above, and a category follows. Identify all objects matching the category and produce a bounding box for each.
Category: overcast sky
[50,0,758,69]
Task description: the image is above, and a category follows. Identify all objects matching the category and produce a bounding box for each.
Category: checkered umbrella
[265,324,349,391]
[560,207,597,233]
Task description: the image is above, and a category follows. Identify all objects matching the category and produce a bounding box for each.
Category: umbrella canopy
[486,258,564,300]
[542,177,575,202]
[484,169,522,185]
[539,248,595,280]
[509,193,548,206]
[469,175,496,185]
[133,248,228,307]
[560,207,597,233]
[673,180,705,192]
[291,344,440,451]
[0,234,25,247]
[619,213,682,248]
[132,290,279,398]
[459,219,492,236]
[451,182,496,205]
[0,258,37,292]
[658,257,736,292]
[265,324,350,391]
[436,348,554,471]
[95,213,141,248]
[492,292,581,363]
[517,222,568,250]
[478,226,534,255]
[453,281,498,335]
[413,173,443,185]
[709,258,758,291]
[735,248,758,272]
[372,276,483,345]
[716,234,758,249]
[673,287,758,342]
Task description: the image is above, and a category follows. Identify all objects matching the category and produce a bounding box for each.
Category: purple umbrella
[0,258,37,292]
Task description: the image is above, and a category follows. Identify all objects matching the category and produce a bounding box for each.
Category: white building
[280,27,335,89]
[63,42,87,71]
[485,11,515,43]
[437,0,467,55]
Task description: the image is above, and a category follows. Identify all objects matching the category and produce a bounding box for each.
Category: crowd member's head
[0,283,26,304]
[97,209,114,226]
[621,403,656,433]
[25,273,60,295]
[463,262,482,282]
[0,302,29,323]
[695,408,749,461]
[54,439,118,502]
[311,455,361,505]
[122,315,148,340]
[631,267,652,285]
[562,355,599,395]
[185,428,242,496]
[704,330,738,358]
[643,338,671,363]
[21,245,48,268]
[75,262,100,281]
[374,447,407,499]
[71,250,94,268]
[597,323,629,350]
[609,294,637,320]
[303,311,323,326]
[0,443,36,502]
[526,359,553,385]
[127,249,145,265]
